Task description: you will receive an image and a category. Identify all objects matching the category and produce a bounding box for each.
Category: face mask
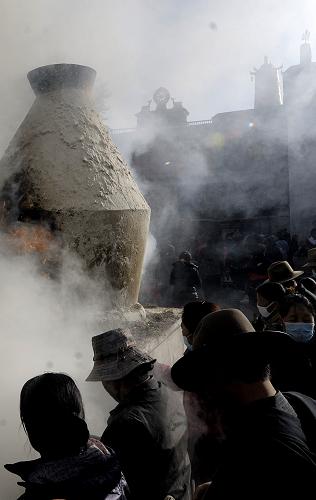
[285,322,314,343]
[257,303,274,318]
[183,336,193,350]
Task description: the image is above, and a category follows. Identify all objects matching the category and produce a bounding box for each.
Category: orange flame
[9,224,54,254]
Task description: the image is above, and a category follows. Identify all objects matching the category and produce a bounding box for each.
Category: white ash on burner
[0,64,150,309]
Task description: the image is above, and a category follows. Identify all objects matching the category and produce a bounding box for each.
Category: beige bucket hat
[86,328,154,382]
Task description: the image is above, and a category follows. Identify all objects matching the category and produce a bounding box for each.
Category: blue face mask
[284,322,314,343]
[183,336,193,350]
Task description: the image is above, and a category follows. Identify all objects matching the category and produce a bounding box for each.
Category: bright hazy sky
[1,0,316,147]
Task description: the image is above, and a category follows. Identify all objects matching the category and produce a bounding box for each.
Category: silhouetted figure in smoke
[245,243,269,306]
[171,309,316,500]
[87,329,191,500]
[5,373,128,499]
[265,235,285,264]
[170,251,202,306]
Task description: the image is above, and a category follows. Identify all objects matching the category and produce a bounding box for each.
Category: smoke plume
[0,1,316,497]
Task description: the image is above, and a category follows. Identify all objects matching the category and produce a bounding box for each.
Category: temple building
[112,33,316,250]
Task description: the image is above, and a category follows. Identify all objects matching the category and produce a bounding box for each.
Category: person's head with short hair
[179,251,192,263]
[256,282,286,318]
[86,328,155,402]
[181,301,221,344]
[279,293,315,322]
[279,294,315,343]
[20,373,89,459]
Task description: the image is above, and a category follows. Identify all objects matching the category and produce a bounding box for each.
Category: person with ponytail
[5,373,129,500]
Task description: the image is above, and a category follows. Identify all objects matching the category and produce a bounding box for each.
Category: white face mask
[285,322,314,343]
[257,303,274,318]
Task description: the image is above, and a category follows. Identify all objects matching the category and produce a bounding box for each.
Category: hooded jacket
[5,439,129,500]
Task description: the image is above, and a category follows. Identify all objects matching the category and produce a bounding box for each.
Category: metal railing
[186,119,213,126]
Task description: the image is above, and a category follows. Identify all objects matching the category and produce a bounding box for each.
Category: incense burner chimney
[0,64,150,309]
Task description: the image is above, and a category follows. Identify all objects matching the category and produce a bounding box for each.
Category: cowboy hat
[171,309,297,392]
[267,261,303,283]
[86,328,154,382]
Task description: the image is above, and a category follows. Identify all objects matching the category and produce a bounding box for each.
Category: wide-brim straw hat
[303,248,316,268]
[86,328,154,382]
[266,261,303,283]
[171,309,297,392]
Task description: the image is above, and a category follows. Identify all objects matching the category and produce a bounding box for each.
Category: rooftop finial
[302,30,310,43]
[300,30,312,65]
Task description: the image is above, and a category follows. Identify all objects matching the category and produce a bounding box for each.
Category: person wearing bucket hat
[87,328,191,500]
[86,328,154,383]
[171,309,316,500]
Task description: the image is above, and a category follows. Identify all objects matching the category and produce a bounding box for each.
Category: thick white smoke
[0,244,117,498]
[0,1,316,497]
[1,0,316,153]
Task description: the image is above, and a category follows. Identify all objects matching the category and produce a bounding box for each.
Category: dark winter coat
[170,260,202,305]
[5,439,128,500]
[252,330,316,398]
[203,392,316,499]
[101,377,191,500]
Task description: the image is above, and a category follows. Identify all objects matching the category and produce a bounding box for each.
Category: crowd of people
[167,227,316,308]
[5,243,316,499]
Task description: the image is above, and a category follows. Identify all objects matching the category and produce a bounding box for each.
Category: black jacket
[170,260,202,304]
[204,392,316,499]
[261,330,316,398]
[5,441,128,500]
[101,378,191,500]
